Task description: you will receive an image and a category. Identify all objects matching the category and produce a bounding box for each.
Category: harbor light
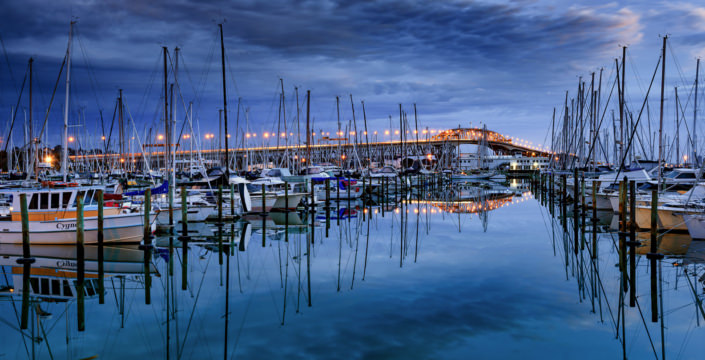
[68,136,75,143]
[44,155,52,164]
[183,134,190,139]
[384,130,390,135]
[101,135,106,140]
[157,134,164,140]
[341,154,346,160]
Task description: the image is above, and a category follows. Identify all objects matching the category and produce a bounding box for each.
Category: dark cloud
[0,0,686,149]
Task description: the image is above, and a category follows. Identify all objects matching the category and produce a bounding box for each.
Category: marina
[3,1,705,359]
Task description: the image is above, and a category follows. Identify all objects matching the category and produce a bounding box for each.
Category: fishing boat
[0,186,156,244]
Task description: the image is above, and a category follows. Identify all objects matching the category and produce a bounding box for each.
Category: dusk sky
[1,0,704,151]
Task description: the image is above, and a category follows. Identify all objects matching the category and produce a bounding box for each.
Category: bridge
[70,127,553,171]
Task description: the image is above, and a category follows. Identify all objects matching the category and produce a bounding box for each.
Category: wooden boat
[0,186,156,244]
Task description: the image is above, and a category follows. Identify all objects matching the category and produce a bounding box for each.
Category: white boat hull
[249,193,305,212]
[0,213,156,245]
[684,214,705,239]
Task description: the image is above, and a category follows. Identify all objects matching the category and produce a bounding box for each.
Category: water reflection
[1,179,703,359]
[539,181,705,360]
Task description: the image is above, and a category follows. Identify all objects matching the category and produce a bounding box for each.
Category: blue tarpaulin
[124,181,169,196]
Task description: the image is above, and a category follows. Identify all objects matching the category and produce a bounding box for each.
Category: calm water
[1,184,704,359]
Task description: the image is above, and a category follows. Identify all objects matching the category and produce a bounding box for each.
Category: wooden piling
[180,186,189,290]
[76,194,85,332]
[218,184,224,264]
[591,182,597,259]
[619,179,627,292]
[143,189,152,243]
[347,177,351,221]
[285,181,289,243]
[627,181,637,307]
[325,178,330,237]
[97,189,105,304]
[262,183,266,247]
[18,193,34,330]
[648,189,662,322]
[143,188,152,305]
[573,168,579,255]
[561,175,567,231]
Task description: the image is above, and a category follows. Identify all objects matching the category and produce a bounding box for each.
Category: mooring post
[285,181,289,243]
[179,186,189,290]
[591,182,597,259]
[18,193,35,330]
[561,175,567,231]
[580,173,586,244]
[97,189,105,304]
[573,168,579,255]
[325,178,331,237]
[142,188,153,305]
[362,177,366,221]
[218,184,224,264]
[648,189,663,322]
[619,179,628,293]
[77,194,85,332]
[627,180,638,307]
[347,178,351,221]
[262,183,267,247]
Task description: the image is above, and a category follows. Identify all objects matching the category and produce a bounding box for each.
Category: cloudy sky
[1,0,704,151]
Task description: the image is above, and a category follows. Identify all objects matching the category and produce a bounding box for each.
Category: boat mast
[694,58,700,168]
[27,59,32,178]
[657,36,667,191]
[162,46,169,176]
[219,23,230,180]
[62,21,74,182]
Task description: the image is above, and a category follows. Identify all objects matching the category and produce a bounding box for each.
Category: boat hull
[0,213,156,244]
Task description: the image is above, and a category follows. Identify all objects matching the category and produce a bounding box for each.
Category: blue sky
[1,0,704,152]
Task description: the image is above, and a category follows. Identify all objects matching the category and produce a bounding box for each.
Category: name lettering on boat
[56,260,77,268]
[56,222,77,230]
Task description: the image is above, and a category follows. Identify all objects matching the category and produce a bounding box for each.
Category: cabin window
[85,280,95,296]
[40,193,49,210]
[62,192,72,208]
[63,280,72,296]
[40,278,50,295]
[51,193,60,209]
[678,173,696,179]
[28,194,38,210]
[84,190,94,205]
[52,279,60,295]
[30,278,39,293]
[75,191,86,206]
